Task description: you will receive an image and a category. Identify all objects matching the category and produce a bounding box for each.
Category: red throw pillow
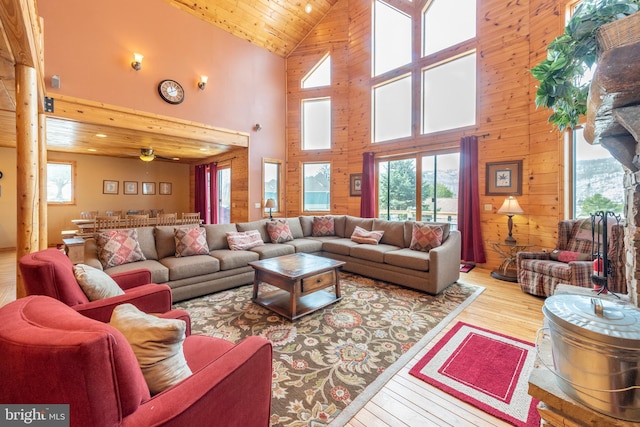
[550,250,592,263]
[312,216,335,237]
[267,219,294,243]
[174,227,209,257]
[409,223,444,252]
[350,226,384,245]
[95,228,146,269]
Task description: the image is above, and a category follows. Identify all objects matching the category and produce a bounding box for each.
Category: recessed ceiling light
[88,148,97,152]
[305,3,312,13]
[200,148,207,151]
[95,133,107,138]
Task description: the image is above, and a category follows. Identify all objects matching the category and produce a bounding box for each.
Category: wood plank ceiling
[0,0,337,163]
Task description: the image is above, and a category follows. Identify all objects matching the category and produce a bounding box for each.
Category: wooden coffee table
[249,253,345,320]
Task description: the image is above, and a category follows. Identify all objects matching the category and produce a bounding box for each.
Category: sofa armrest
[158,309,192,336]
[427,229,461,294]
[124,336,273,427]
[568,260,594,288]
[517,251,551,263]
[72,284,173,323]
[111,269,153,289]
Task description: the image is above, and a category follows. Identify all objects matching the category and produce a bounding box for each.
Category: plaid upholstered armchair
[517,219,626,297]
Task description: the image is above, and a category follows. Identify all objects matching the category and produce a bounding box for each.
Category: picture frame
[350,173,362,197]
[159,182,172,195]
[123,181,138,195]
[103,180,118,195]
[142,182,156,195]
[486,160,522,196]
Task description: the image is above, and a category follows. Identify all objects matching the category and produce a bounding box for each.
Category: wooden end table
[249,253,345,320]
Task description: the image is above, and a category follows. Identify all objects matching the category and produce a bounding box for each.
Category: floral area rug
[174,273,483,427]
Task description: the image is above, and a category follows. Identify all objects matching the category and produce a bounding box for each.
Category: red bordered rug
[409,321,540,427]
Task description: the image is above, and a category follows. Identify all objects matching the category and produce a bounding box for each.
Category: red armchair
[0,296,273,427]
[19,248,183,325]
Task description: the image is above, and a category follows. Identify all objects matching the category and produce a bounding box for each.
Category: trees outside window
[303,163,331,212]
[47,161,75,204]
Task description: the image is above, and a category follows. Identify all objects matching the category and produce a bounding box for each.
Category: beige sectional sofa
[83,215,461,302]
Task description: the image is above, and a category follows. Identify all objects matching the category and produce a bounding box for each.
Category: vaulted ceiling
[0,0,337,162]
[166,0,338,58]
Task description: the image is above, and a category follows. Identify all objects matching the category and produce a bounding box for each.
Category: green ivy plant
[531,0,640,131]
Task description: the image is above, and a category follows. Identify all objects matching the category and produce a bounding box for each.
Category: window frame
[301,97,332,151]
[262,158,283,218]
[301,161,332,213]
[46,160,76,205]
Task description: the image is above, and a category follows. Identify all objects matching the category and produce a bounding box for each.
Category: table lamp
[498,196,524,244]
[265,198,276,219]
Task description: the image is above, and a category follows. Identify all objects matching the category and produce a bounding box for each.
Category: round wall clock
[158,79,185,104]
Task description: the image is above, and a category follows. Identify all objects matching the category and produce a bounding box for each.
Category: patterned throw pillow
[96,228,146,269]
[174,227,209,257]
[312,216,335,237]
[409,223,444,252]
[267,219,294,243]
[226,230,265,250]
[350,225,384,245]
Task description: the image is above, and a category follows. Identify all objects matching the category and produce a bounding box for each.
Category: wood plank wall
[286,0,571,270]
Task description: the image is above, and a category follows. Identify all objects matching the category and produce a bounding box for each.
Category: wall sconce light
[265,198,276,219]
[131,53,143,71]
[254,123,263,132]
[198,75,208,90]
[498,196,524,245]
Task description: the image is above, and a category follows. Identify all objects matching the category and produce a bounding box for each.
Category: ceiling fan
[137,148,179,162]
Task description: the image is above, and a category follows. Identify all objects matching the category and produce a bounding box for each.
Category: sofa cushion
[372,219,405,247]
[175,227,209,257]
[73,263,124,301]
[226,230,265,250]
[136,226,159,260]
[350,244,402,263]
[202,223,237,250]
[384,248,430,271]
[345,216,374,237]
[236,219,270,243]
[404,221,450,248]
[322,238,359,256]
[110,304,191,395]
[96,228,146,269]
[285,238,323,253]
[286,218,304,239]
[105,260,169,284]
[299,216,314,237]
[210,249,260,270]
[351,226,384,245]
[159,255,220,281]
[250,243,295,259]
[267,219,294,243]
[519,258,572,281]
[410,223,445,252]
[312,216,335,236]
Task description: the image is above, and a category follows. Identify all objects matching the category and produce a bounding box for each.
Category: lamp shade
[497,196,524,215]
[265,198,276,208]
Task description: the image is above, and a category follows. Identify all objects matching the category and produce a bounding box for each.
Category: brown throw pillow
[410,223,444,252]
[267,219,294,243]
[312,216,335,237]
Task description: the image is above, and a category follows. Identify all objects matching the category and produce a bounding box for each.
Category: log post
[38,113,47,250]
[15,63,39,299]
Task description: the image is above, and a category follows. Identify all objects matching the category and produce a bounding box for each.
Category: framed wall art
[103,180,118,195]
[123,181,138,195]
[159,182,172,195]
[486,160,522,196]
[350,174,362,197]
[142,182,156,195]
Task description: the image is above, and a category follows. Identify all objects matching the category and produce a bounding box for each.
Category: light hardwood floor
[0,250,545,426]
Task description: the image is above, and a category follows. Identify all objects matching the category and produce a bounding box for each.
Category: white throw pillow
[110,304,192,395]
[73,263,124,301]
